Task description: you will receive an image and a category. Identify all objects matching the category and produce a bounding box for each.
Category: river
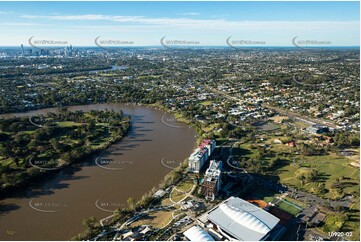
[0,103,196,240]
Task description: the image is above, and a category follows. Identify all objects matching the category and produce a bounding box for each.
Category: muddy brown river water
[0,103,197,240]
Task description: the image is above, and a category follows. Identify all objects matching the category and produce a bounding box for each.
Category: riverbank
[72,103,204,240]
[0,109,131,198]
[0,103,197,240]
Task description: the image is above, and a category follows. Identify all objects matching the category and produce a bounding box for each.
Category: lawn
[283,196,306,209]
[232,143,257,158]
[176,180,194,193]
[233,140,359,200]
[269,143,295,154]
[170,179,195,203]
[276,200,302,216]
[238,142,289,157]
[251,188,302,216]
[341,200,360,241]
[161,198,173,207]
[170,190,187,203]
[277,153,360,199]
[131,210,173,229]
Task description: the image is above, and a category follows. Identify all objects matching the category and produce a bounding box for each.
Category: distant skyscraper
[21,44,25,56]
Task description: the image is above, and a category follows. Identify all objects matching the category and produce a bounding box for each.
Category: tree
[87,120,96,131]
[83,217,98,231]
[14,157,20,167]
[50,138,62,152]
[269,157,282,169]
[126,197,136,210]
[296,168,318,183]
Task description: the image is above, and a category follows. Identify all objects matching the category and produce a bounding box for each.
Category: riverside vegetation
[0,108,131,196]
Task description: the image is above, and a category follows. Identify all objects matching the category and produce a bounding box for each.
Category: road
[262,104,338,129]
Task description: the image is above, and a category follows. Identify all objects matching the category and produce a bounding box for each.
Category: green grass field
[176,180,194,193]
[278,153,359,199]
[232,143,259,159]
[235,142,359,200]
[170,190,187,203]
[283,196,306,209]
[276,200,302,216]
[252,188,302,216]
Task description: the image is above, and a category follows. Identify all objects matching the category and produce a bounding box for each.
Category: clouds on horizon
[19,13,359,31]
[0,11,359,46]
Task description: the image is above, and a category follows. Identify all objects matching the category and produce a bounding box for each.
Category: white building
[183,226,214,241]
[188,139,216,173]
[188,147,209,172]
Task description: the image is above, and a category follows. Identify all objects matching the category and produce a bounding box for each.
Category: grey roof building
[207,197,280,241]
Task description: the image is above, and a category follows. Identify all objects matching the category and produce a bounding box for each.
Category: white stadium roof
[183,226,215,241]
[208,197,280,241]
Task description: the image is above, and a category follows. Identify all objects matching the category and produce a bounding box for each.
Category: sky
[0,1,359,47]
